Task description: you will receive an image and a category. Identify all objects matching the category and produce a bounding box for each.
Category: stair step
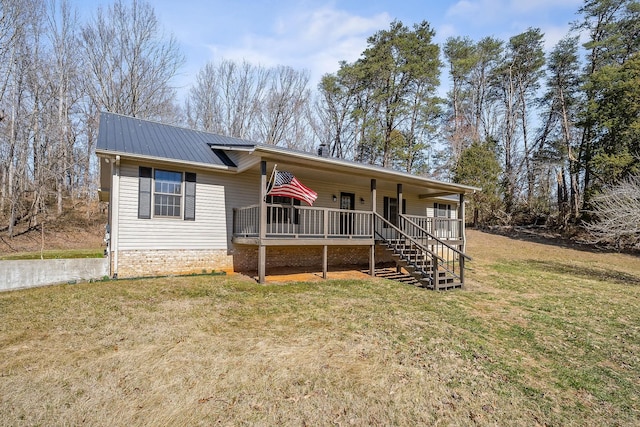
[378,236,465,291]
[436,282,462,290]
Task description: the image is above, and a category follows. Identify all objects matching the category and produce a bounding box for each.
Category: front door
[340,192,355,235]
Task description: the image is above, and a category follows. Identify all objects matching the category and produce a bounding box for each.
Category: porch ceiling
[248,147,479,197]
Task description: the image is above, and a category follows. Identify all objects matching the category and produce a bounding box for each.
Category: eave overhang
[95,149,238,173]
[247,145,481,196]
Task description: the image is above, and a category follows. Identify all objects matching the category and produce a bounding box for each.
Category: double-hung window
[138,167,196,220]
[154,170,182,217]
[434,203,452,236]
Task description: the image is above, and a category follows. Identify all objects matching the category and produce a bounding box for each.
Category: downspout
[396,184,403,227]
[112,155,121,278]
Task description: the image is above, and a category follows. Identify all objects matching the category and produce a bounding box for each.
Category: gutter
[95,150,238,173]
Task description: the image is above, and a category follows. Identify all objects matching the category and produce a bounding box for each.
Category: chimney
[317,143,330,157]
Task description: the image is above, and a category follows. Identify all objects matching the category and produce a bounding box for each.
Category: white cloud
[435,23,459,42]
[444,0,582,48]
[205,6,391,84]
[540,24,573,50]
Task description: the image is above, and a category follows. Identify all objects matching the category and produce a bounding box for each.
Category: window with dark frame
[434,203,452,218]
[137,167,196,220]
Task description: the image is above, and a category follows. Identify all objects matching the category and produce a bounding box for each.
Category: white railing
[233,204,372,238]
[403,215,463,240]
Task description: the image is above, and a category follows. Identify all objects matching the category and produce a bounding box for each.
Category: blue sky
[78,0,585,94]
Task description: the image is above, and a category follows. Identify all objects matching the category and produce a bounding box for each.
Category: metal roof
[96,112,480,194]
[96,112,254,167]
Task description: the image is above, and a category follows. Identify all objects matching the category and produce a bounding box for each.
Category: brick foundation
[114,245,395,279]
[232,245,395,275]
[115,249,233,278]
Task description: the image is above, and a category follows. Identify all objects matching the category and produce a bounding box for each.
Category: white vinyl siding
[117,162,259,251]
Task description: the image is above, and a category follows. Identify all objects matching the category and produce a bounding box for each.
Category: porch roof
[239,145,480,196]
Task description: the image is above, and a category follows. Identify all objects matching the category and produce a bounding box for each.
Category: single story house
[96,112,479,289]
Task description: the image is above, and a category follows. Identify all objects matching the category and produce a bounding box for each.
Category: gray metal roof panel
[97,112,254,165]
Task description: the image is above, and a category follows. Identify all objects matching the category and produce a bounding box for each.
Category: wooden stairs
[373,213,470,291]
[379,240,462,290]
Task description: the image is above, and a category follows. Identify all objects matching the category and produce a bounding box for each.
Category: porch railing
[403,214,463,240]
[399,214,470,285]
[233,204,372,239]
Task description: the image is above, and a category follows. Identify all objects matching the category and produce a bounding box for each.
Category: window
[154,170,182,217]
[434,203,452,235]
[266,195,300,224]
[434,203,451,218]
[138,167,196,220]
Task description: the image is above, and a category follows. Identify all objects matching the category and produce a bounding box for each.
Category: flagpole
[266,164,278,195]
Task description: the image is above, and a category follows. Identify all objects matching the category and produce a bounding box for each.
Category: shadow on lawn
[527,259,640,286]
[479,226,640,256]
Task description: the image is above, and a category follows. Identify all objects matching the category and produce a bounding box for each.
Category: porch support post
[322,245,328,279]
[258,160,267,284]
[459,193,466,252]
[396,183,403,273]
[396,183,403,227]
[370,179,377,277]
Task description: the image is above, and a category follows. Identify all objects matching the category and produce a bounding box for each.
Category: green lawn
[0,230,639,425]
[0,248,104,260]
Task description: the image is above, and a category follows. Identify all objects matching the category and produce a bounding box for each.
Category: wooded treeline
[1,0,638,242]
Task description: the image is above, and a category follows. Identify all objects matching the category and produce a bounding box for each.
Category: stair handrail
[400,214,472,261]
[375,213,460,288]
[373,212,446,265]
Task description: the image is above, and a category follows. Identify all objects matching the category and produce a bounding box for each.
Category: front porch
[230,160,472,288]
[232,203,468,289]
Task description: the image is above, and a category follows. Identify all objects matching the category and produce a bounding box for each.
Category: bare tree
[186,61,312,149]
[257,65,310,148]
[186,60,269,138]
[586,174,640,250]
[45,0,81,213]
[0,0,45,236]
[79,0,184,120]
[316,64,360,159]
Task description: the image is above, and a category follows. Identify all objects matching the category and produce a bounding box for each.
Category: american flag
[267,170,318,206]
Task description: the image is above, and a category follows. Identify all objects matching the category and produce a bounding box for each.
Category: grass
[0,248,104,260]
[1,230,639,425]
